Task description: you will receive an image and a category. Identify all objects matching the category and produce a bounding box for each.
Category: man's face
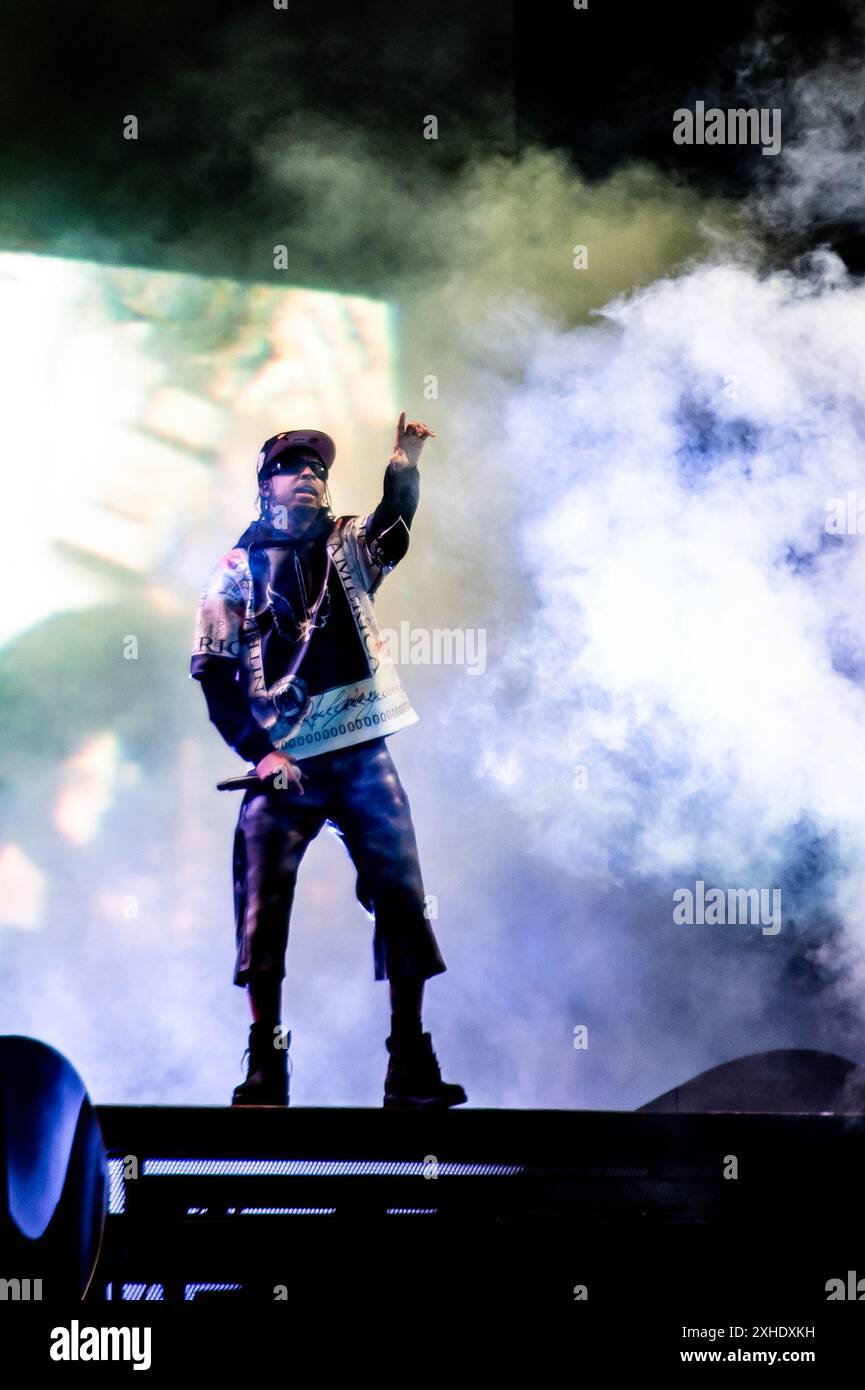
[262,451,327,522]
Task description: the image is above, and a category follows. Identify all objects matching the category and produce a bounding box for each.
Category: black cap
[256,430,336,478]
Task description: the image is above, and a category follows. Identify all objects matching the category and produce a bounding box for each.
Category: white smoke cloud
[755,52,865,231]
[452,249,865,995]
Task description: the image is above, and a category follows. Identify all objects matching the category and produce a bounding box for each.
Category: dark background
[2,0,863,284]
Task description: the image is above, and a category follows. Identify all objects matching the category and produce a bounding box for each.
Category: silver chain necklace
[266,550,332,644]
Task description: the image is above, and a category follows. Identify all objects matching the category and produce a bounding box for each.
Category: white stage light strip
[236,1207,337,1216]
[143,1157,525,1178]
[185,1284,244,1301]
[107,1157,127,1213]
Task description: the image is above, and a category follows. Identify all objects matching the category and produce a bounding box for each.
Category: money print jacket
[190,462,420,763]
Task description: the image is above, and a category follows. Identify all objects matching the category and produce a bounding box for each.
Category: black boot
[231,1022,291,1106]
[383,1031,467,1109]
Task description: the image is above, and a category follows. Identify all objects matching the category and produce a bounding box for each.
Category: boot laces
[239,1034,293,1078]
[393,1034,441,1083]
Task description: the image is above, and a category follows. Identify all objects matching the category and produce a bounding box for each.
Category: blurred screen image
[0,253,398,1099]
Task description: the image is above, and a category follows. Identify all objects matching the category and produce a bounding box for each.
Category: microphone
[216,772,263,792]
[216,769,305,792]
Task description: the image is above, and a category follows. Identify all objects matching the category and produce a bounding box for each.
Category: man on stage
[190,414,467,1109]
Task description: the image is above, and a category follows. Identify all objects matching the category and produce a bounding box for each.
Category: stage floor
[90,1104,865,1303]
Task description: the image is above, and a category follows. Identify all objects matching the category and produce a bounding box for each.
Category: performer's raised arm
[365,411,435,583]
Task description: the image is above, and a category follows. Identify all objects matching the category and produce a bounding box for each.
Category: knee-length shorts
[231,736,447,986]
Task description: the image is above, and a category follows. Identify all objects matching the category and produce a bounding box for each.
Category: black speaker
[638,1048,865,1113]
[0,1035,107,1300]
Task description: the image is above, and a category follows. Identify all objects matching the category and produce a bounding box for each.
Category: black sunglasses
[266,454,328,482]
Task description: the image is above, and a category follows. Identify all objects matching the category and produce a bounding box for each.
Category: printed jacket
[190,463,419,762]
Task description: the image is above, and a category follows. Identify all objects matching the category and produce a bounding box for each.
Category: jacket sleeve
[362,461,419,584]
[192,657,273,764]
[190,551,248,663]
[189,551,273,764]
